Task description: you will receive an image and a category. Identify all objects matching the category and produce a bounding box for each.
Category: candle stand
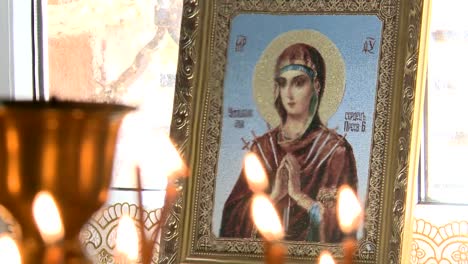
[0,100,133,263]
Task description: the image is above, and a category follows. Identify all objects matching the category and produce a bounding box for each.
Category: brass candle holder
[0,100,133,263]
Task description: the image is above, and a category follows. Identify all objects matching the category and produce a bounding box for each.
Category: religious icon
[220,30,357,242]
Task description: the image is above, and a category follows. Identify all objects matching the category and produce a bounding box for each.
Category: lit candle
[151,130,186,179]
[32,191,65,245]
[114,130,186,264]
[319,251,336,264]
[115,214,139,264]
[0,234,22,264]
[244,152,268,193]
[113,125,186,190]
[134,131,186,264]
[251,194,285,264]
[337,185,362,264]
[32,191,65,263]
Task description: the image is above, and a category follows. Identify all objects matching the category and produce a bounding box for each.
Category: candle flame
[112,114,187,190]
[134,129,186,188]
[244,152,268,193]
[32,191,64,244]
[337,185,362,234]
[115,214,139,262]
[251,194,284,241]
[152,131,185,177]
[0,234,21,264]
[319,251,335,264]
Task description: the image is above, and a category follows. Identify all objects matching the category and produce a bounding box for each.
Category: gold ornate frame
[161,1,425,263]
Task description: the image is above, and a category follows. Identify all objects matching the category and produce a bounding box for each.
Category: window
[421,0,468,204]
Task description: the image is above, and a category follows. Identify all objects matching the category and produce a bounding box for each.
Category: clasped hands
[270,153,314,210]
[269,153,322,228]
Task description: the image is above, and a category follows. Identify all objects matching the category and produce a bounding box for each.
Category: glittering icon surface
[212,14,382,241]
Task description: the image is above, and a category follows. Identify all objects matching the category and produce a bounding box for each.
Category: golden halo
[252,30,346,127]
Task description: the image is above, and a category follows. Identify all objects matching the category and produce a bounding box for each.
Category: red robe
[220,124,358,242]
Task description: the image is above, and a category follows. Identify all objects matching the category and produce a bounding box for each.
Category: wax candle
[33,191,65,264]
[337,185,362,264]
[32,191,64,245]
[44,245,63,264]
[0,234,21,264]
[264,240,286,264]
[115,214,139,264]
[32,191,65,263]
[130,133,186,264]
[244,152,268,193]
[251,194,285,264]
[342,238,357,264]
[319,251,336,264]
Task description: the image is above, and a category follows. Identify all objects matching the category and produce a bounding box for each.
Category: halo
[252,30,346,127]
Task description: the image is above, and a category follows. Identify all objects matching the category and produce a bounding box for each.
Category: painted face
[275,69,318,120]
